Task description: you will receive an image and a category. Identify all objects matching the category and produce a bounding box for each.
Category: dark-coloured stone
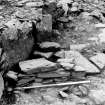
[71,71,86,79]
[37,71,70,78]
[17,76,35,86]
[1,19,34,70]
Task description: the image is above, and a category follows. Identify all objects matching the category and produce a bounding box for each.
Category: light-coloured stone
[7,71,18,80]
[0,73,4,99]
[89,89,105,104]
[60,62,74,70]
[40,42,60,49]
[98,28,105,43]
[64,51,100,73]
[72,2,79,7]
[90,53,105,69]
[88,37,99,44]
[59,91,69,98]
[19,58,57,73]
[95,23,105,28]
[74,65,86,72]
[70,44,89,51]
[34,51,53,58]
[78,85,89,96]
[25,1,43,7]
[42,94,57,104]
[54,50,65,58]
[57,58,74,63]
[71,7,78,12]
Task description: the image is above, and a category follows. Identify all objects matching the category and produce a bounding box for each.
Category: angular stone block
[90,53,105,69]
[64,51,100,73]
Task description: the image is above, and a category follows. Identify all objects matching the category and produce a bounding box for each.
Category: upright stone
[37,14,52,32]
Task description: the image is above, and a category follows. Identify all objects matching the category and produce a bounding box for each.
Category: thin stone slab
[64,51,100,73]
[37,71,70,78]
[39,42,61,52]
[34,51,53,58]
[90,53,105,69]
[19,58,58,73]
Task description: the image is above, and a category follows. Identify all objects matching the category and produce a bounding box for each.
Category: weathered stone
[98,28,105,43]
[65,51,100,73]
[72,2,79,7]
[71,71,86,79]
[89,90,105,104]
[57,17,69,23]
[14,8,42,20]
[57,58,74,63]
[59,91,69,98]
[0,73,4,99]
[71,7,78,12]
[69,94,91,104]
[37,14,52,32]
[7,71,18,80]
[95,23,105,28]
[42,79,53,84]
[88,37,99,43]
[17,76,35,86]
[59,62,74,70]
[90,53,105,69]
[72,86,83,97]
[25,1,43,8]
[19,58,58,73]
[34,51,53,58]
[17,0,29,5]
[1,19,34,69]
[37,71,70,78]
[72,85,88,98]
[39,41,61,52]
[35,78,43,83]
[54,77,68,82]
[54,50,65,58]
[74,65,86,72]
[70,44,89,51]
[42,94,56,104]
[78,85,89,97]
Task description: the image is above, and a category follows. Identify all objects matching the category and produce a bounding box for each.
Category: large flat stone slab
[19,58,58,73]
[64,51,100,73]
